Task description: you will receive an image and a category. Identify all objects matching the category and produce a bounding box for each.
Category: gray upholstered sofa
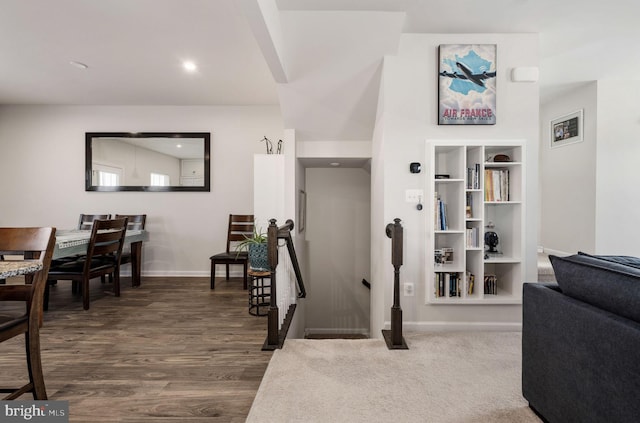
[522,252,640,423]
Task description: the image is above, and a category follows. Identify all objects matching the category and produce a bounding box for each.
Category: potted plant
[236,226,269,271]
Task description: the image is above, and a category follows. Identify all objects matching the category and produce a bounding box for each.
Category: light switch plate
[405,189,423,203]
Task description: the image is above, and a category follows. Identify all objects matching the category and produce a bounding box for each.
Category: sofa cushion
[549,253,640,323]
[577,251,640,270]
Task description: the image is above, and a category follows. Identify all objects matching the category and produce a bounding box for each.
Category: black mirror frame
[85,132,211,192]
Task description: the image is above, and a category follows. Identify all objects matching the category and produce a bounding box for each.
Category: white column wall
[594,80,640,256]
[372,33,539,332]
[539,83,597,256]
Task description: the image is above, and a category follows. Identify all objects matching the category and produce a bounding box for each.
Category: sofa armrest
[522,283,640,423]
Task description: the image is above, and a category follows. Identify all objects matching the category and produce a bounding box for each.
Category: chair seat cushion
[49,256,117,274]
[210,251,248,262]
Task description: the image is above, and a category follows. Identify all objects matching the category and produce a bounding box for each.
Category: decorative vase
[248,243,269,271]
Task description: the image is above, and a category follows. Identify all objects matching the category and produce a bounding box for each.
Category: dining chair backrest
[77,214,111,230]
[46,218,128,311]
[84,218,128,272]
[226,214,254,253]
[114,214,146,230]
[0,227,56,399]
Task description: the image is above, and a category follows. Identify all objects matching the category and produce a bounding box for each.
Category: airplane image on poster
[439,61,496,88]
[438,44,496,125]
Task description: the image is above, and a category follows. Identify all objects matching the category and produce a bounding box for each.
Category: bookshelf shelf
[427,141,525,305]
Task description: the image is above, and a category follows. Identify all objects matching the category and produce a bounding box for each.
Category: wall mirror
[85,132,210,192]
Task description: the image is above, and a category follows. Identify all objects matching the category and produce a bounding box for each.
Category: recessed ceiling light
[330,162,340,167]
[176,144,182,148]
[69,61,88,69]
[182,61,197,73]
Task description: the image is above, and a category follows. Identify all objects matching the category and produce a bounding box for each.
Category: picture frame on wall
[438,44,497,125]
[298,190,306,233]
[550,109,583,148]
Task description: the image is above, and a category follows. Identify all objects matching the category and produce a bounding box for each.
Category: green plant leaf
[234,225,267,252]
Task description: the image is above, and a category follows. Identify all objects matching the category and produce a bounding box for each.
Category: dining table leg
[130,241,143,287]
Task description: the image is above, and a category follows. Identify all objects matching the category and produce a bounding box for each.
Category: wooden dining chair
[46,217,128,310]
[210,214,254,290]
[51,213,112,269]
[0,227,56,400]
[78,213,111,230]
[115,214,146,287]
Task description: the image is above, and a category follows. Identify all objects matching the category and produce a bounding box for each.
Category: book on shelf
[484,169,510,202]
[434,273,444,297]
[484,274,497,295]
[434,193,448,230]
[449,272,460,297]
[466,192,473,218]
[466,163,480,189]
[434,272,460,298]
[465,271,475,295]
[466,227,480,248]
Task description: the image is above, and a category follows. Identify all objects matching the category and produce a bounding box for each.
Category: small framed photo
[550,109,583,148]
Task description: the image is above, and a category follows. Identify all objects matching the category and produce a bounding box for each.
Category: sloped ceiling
[276,11,405,141]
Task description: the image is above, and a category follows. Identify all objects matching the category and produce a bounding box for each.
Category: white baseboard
[137,270,210,277]
[385,321,522,332]
[130,270,243,278]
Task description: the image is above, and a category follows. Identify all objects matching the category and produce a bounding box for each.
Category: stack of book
[484,169,510,202]
[434,272,460,298]
[484,274,498,295]
[466,163,480,189]
[466,227,479,248]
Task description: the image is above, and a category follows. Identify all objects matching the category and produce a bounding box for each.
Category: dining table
[53,229,148,287]
[0,260,43,279]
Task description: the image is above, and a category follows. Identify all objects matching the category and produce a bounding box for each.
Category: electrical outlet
[403,282,414,296]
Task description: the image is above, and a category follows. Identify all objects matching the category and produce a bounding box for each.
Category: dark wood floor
[1,275,272,422]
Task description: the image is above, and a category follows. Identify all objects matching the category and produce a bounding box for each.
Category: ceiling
[1,0,637,141]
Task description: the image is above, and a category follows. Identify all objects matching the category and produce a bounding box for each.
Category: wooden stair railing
[382,218,409,350]
[263,218,306,351]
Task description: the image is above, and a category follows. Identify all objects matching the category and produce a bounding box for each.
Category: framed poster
[438,44,497,125]
[550,109,583,148]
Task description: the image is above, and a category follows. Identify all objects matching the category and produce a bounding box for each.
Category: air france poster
[438,44,496,125]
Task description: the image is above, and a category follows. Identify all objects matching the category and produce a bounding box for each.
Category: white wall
[305,167,371,335]
[595,80,640,256]
[0,105,283,276]
[539,83,597,255]
[540,80,640,257]
[371,33,539,334]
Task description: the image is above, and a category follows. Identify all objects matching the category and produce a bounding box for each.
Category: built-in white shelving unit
[427,140,525,305]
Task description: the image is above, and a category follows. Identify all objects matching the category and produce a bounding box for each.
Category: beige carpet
[247,331,541,423]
